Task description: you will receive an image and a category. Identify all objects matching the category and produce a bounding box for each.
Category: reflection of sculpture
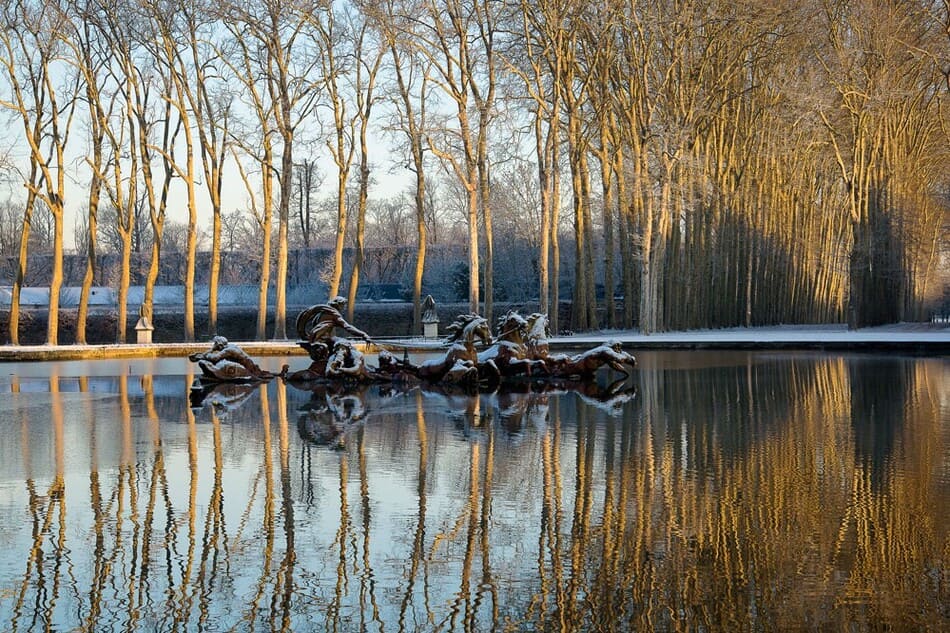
[189,380,258,413]
[296,383,368,450]
[386,378,637,434]
[189,336,282,383]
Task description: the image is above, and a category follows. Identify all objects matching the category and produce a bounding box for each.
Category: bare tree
[344,5,385,322]
[404,0,499,317]
[293,158,321,248]
[173,0,232,336]
[373,0,434,332]
[0,0,80,345]
[223,0,325,339]
[222,29,278,341]
[64,0,113,344]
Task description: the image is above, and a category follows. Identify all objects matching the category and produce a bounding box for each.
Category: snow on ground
[554,323,950,347]
[0,323,947,362]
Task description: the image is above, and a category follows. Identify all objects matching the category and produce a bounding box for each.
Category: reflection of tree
[357,427,384,630]
[2,357,945,631]
[195,407,231,629]
[241,383,276,628]
[11,372,67,632]
[276,380,296,631]
[849,358,905,490]
[399,392,432,629]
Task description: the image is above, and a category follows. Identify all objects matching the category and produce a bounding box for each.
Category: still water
[0,352,946,632]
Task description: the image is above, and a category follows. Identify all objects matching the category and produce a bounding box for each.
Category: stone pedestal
[421,295,439,339]
[135,316,154,344]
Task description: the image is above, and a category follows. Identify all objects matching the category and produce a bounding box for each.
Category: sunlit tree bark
[174,0,230,336]
[0,0,79,345]
[221,18,277,341]
[223,0,324,339]
[346,8,385,322]
[65,1,110,344]
[375,0,432,333]
[317,6,355,300]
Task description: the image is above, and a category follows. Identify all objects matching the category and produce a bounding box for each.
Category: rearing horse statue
[478,311,547,379]
[416,313,494,385]
[523,312,637,379]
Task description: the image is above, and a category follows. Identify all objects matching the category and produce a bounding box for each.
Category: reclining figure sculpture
[189,335,283,383]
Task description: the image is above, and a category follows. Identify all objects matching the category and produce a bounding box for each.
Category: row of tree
[1,0,948,345]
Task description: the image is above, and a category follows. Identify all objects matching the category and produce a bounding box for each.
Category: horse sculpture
[523,313,637,379]
[416,313,494,385]
[188,306,636,390]
[478,311,547,380]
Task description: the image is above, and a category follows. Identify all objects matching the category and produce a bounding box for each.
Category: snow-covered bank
[555,323,949,352]
[1,323,947,362]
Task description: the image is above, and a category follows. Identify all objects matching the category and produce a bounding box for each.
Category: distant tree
[0,198,21,257]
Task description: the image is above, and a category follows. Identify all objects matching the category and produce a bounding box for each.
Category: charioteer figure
[289,296,373,381]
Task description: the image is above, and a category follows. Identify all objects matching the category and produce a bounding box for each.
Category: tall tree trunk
[477,131,493,326]
[389,42,427,334]
[599,120,617,329]
[47,205,64,345]
[411,152,427,334]
[183,128,198,342]
[257,162,274,341]
[550,149,562,335]
[535,108,550,317]
[274,127,292,339]
[347,160,369,322]
[466,179,480,315]
[9,168,38,346]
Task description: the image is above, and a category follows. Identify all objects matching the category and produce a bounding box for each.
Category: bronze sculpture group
[189,297,637,389]
[189,298,638,445]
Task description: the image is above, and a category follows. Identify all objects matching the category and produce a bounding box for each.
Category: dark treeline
[0,0,947,345]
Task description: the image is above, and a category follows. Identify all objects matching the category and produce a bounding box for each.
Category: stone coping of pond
[0,324,947,361]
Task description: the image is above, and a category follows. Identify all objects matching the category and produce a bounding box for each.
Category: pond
[0,351,946,632]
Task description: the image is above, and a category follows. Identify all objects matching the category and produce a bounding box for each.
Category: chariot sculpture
[189,299,636,392]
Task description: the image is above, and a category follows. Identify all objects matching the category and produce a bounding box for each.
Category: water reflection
[0,353,946,631]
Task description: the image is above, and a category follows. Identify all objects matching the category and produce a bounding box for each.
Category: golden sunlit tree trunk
[153,35,199,341]
[222,23,276,341]
[176,1,230,336]
[381,1,431,333]
[512,0,568,330]
[66,10,109,345]
[222,0,325,339]
[470,0,499,326]
[319,6,355,300]
[0,4,78,345]
[346,13,384,323]
[7,168,38,346]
